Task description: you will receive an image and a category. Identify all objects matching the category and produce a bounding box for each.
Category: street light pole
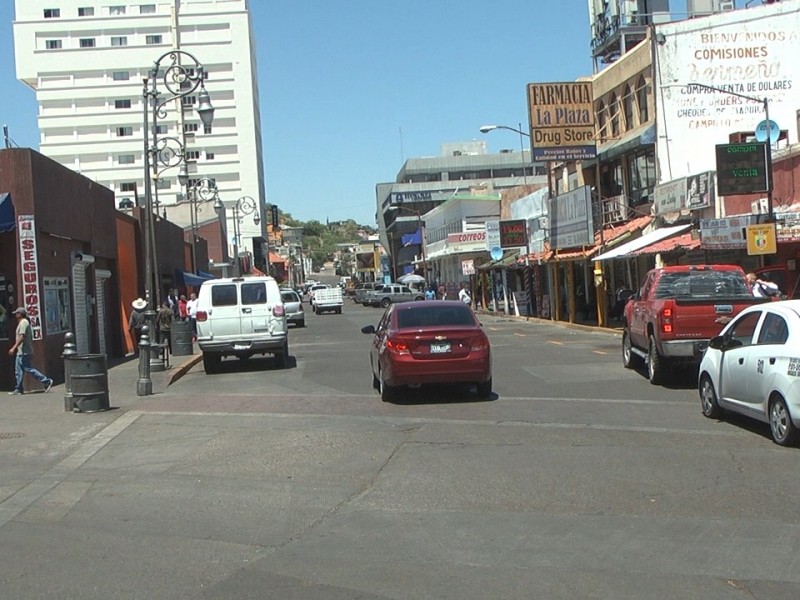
[138,49,214,396]
[216,195,259,276]
[185,176,219,273]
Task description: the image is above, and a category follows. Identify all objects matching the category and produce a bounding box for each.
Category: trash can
[65,354,109,413]
[171,319,194,356]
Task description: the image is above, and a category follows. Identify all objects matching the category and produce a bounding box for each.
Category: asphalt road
[2,298,799,599]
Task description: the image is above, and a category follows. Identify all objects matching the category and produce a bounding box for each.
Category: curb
[165,353,203,386]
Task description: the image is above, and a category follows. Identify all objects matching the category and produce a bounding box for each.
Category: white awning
[593,224,691,261]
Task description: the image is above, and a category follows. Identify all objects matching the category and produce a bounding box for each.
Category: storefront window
[623,85,634,131]
[627,148,656,205]
[43,277,72,335]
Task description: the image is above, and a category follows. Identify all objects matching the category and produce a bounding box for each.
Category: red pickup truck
[622,265,767,385]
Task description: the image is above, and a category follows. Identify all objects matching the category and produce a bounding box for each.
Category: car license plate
[430,342,451,354]
[234,344,250,351]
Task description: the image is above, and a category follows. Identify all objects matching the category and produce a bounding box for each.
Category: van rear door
[208,283,241,339]
[240,280,271,335]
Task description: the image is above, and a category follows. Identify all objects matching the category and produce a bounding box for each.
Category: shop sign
[527,81,596,161]
[447,230,487,254]
[549,185,594,249]
[777,212,800,242]
[686,171,715,210]
[746,223,777,255]
[699,215,756,249]
[485,220,501,257]
[462,259,475,276]
[499,219,528,249]
[654,178,687,215]
[17,215,43,340]
[715,143,769,196]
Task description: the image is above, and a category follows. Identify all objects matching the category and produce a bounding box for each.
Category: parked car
[195,276,288,373]
[698,300,800,446]
[281,289,305,328]
[622,265,766,385]
[364,284,425,308]
[354,282,383,304]
[360,300,492,401]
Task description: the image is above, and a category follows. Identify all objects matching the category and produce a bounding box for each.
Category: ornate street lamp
[137,50,214,396]
[183,175,219,274]
[214,195,260,276]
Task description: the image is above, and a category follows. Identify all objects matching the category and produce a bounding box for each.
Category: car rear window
[655,270,752,299]
[210,284,237,307]
[241,282,268,305]
[281,291,299,303]
[397,305,475,328]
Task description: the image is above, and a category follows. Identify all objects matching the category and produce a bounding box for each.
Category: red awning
[268,251,287,264]
[630,232,700,256]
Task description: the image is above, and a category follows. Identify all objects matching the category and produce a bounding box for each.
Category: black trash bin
[65,354,109,413]
[171,319,194,356]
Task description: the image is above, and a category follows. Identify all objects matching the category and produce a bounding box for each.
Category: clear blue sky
[0,0,742,225]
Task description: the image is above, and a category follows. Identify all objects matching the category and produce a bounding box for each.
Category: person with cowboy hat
[129,298,147,350]
[7,307,53,395]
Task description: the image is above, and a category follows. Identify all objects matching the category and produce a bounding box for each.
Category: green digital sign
[715,143,769,196]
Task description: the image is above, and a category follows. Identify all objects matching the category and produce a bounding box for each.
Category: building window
[156,179,171,190]
[80,38,96,48]
[43,277,72,336]
[609,93,620,138]
[120,182,137,191]
[637,76,649,123]
[115,99,132,109]
[78,7,95,16]
[627,148,657,205]
[204,124,212,135]
[622,85,634,131]
[596,101,606,143]
[185,150,200,160]
[183,123,199,133]
[155,124,168,134]
[45,40,62,50]
[118,155,135,165]
[146,35,163,45]
[181,95,196,106]
[112,71,130,81]
[109,6,126,15]
[140,4,156,14]
[116,126,133,137]
[43,8,61,18]
[111,36,128,47]
[205,151,215,160]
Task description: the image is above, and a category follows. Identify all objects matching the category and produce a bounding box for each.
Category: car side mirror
[708,335,724,350]
[361,325,376,335]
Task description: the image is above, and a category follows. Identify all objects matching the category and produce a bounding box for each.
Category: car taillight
[661,307,673,334]
[272,304,285,317]
[385,338,410,355]
[470,335,490,352]
[196,310,208,322]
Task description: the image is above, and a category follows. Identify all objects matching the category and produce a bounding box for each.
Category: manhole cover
[0,432,25,440]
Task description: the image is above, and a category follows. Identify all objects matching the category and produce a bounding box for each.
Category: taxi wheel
[699,374,722,419]
[769,395,799,447]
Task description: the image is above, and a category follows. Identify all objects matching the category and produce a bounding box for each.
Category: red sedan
[361,300,492,401]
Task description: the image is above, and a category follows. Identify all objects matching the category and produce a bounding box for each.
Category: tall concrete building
[13,0,266,265]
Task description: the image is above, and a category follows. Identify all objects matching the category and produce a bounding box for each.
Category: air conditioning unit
[751,198,769,214]
[719,0,734,11]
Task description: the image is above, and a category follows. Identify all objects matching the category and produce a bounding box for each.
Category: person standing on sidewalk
[156,300,173,354]
[186,292,198,339]
[7,307,53,395]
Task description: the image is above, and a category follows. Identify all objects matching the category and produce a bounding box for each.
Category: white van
[195,276,288,373]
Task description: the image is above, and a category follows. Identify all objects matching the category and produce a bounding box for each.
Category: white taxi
[698,300,800,446]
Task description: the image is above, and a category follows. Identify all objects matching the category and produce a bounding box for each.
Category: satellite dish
[490,246,503,260]
[755,119,779,144]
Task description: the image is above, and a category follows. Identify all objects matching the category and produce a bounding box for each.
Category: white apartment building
[13,0,266,263]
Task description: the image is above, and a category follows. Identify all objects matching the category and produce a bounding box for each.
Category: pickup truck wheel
[203,352,221,374]
[381,298,391,308]
[622,329,641,369]
[647,334,669,385]
[699,374,723,419]
[769,395,799,446]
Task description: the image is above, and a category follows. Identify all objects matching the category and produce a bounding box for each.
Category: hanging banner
[17,215,43,340]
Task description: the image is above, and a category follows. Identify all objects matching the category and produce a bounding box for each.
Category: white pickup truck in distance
[313,286,344,314]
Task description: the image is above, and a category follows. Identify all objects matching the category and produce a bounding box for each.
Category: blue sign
[490,246,503,260]
[755,119,779,144]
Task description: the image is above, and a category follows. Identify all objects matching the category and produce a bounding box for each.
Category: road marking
[548,341,564,345]
[593,350,607,355]
[514,333,527,337]
[0,411,141,528]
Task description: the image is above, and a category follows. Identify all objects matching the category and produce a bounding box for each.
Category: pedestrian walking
[186,292,198,338]
[156,300,173,354]
[458,282,472,306]
[7,307,53,395]
[128,297,147,347]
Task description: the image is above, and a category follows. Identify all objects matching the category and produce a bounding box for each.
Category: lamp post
[480,124,530,186]
[215,195,259,276]
[680,82,775,223]
[183,176,219,274]
[138,50,214,396]
[388,205,427,282]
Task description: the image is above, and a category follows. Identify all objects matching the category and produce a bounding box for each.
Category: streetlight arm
[479,124,530,138]
[149,51,211,121]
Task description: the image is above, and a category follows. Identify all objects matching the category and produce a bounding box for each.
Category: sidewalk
[475,307,624,336]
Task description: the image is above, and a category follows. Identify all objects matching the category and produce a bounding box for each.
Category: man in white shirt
[186,292,198,336]
[746,273,780,298]
[458,282,471,306]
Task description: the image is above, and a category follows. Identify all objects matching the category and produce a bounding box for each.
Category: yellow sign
[746,223,777,255]
[527,81,596,162]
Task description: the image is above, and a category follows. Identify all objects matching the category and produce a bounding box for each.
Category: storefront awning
[630,231,700,257]
[0,193,15,233]
[593,224,691,261]
[177,270,214,287]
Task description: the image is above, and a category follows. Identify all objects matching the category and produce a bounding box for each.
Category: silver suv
[196,276,288,373]
[364,284,424,307]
